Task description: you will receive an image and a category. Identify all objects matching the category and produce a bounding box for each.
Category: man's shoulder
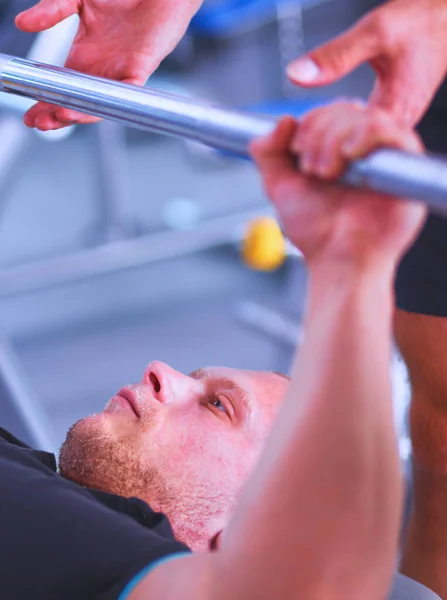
[0,426,58,471]
[0,427,32,448]
[87,488,181,539]
[0,427,190,600]
[431,78,447,111]
[0,426,183,543]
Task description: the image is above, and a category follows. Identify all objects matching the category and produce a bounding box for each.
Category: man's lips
[116,388,141,418]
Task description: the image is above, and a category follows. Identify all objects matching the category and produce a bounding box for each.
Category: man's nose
[143,361,197,404]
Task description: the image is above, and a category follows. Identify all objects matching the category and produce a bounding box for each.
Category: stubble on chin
[58,415,152,499]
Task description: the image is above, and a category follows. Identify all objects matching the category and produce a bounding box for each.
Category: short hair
[272,371,291,381]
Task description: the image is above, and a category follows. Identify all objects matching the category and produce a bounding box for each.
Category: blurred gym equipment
[0,10,80,452]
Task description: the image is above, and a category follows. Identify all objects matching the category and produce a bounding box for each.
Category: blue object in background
[191,0,329,36]
[191,0,298,36]
[247,97,329,118]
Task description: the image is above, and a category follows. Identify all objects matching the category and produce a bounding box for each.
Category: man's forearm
[215,259,402,599]
[130,259,404,600]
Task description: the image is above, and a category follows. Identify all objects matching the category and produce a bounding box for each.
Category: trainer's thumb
[15,0,78,33]
[287,20,375,87]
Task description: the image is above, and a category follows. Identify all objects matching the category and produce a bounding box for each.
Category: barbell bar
[1,53,447,213]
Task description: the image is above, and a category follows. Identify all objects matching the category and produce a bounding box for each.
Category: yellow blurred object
[242,217,287,271]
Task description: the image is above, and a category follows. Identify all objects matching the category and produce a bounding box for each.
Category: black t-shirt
[431,77,447,112]
[0,428,190,600]
[394,78,447,317]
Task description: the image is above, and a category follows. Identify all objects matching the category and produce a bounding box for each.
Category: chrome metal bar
[0,54,273,156]
[1,53,447,212]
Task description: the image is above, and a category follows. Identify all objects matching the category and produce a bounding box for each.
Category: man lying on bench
[0,101,429,600]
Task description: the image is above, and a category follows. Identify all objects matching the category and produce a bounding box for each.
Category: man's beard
[58,417,232,551]
[58,417,164,502]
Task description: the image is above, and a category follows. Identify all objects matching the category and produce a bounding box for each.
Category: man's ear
[208,531,223,551]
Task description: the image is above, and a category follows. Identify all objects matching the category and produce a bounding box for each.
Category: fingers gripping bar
[1,53,447,213]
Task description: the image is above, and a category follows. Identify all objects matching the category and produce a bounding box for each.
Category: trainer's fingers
[24,100,100,130]
[23,101,55,127]
[54,108,100,125]
[38,109,100,129]
[34,110,65,131]
[286,16,377,88]
[36,117,70,131]
[15,0,79,33]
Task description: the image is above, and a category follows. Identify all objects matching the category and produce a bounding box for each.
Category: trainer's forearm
[216,259,402,599]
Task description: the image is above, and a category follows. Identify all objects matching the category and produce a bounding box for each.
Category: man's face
[59,362,289,550]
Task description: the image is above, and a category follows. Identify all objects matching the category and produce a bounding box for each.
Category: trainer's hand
[287,0,447,127]
[250,102,427,267]
[15,0,202,130]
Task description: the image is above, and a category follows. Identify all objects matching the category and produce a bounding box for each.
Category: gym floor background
[0,0,395,452]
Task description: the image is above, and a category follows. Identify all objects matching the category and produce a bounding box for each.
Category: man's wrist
[307,253,396,283]
[306,255,395,319]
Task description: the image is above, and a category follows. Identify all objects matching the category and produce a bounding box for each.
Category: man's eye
[209,397,228,414]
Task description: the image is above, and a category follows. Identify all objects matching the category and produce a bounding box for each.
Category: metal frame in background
[0,16,85,451]
[0,336,55,451]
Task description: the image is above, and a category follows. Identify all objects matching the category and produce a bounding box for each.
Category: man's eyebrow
[189,370,252,416]
[189,368,207,379]
[273,371,291,381]
[217,378,252,416]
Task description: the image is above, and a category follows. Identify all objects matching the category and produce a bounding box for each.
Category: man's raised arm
[126,103,427,600]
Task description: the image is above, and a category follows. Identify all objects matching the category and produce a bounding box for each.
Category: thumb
[287,18,376,87]
[15,0,79,33]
